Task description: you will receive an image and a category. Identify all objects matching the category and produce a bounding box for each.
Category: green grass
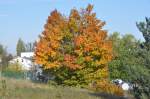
[0,77,100,99]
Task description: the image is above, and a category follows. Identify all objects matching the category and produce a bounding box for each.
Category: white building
[21,52,34,58]
[9,52,34,70]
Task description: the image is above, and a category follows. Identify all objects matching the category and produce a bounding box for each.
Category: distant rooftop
[21,52,34,58]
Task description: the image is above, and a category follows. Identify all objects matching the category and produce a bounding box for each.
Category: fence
[1,70,34,80]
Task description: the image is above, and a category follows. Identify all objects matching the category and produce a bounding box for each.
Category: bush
[91,80,124,96]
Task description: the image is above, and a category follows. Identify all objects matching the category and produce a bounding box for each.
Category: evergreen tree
[25,42,35,52]
[134,17,150,99]
[16,38,25,56]
[136,17,150,50]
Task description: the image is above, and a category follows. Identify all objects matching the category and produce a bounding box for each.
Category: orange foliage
[93,80,124,96]
[34,10,65,69]
[63,54,80,69]
[35,4,113,83]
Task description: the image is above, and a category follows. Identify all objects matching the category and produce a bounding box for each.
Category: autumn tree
[35,5,113,86]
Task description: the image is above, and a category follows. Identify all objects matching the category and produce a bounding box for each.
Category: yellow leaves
[63,54,81,70]
[35,58,47,66]
[84,44,93,52]
[74,36,84,47]
[95,60,102,66]
[86,4,94,13]
[70,9,80,20]
[85,56,92,61]
[44,61,60,69]
[99,66,109,79]
[50,51,57,57]
[34,9,66,70]
[50,41,60,49]
[66,63,81,70]
[34,4,113,86]
[91,50,100,56]
[103,42,112,50]
[64,54,75,62]
[74,49,80,54]
[93,80,124,96]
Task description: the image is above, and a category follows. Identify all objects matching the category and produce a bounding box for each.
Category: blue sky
[0,0,150,54]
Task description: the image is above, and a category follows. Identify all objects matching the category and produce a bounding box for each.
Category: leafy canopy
[35,4,112,86]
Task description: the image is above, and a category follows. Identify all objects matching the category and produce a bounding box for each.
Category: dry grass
[0,77,100,99]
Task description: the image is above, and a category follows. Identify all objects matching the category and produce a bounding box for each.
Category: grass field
[0,77,102,99]
[0,77,132,99]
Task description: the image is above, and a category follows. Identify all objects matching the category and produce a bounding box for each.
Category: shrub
[91,80,124,96]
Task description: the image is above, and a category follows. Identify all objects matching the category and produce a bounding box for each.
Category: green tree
[109,17,150,98]
[0,44,8,67]
[0,44,5,66]
[129,17,150,99]
[0,44,5,57]
[0,44,13,69]
[25,42,35,52]
[136,17,150,50]
[16,38,26,56]
[109,32,138,80]
[129,48,150,99]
